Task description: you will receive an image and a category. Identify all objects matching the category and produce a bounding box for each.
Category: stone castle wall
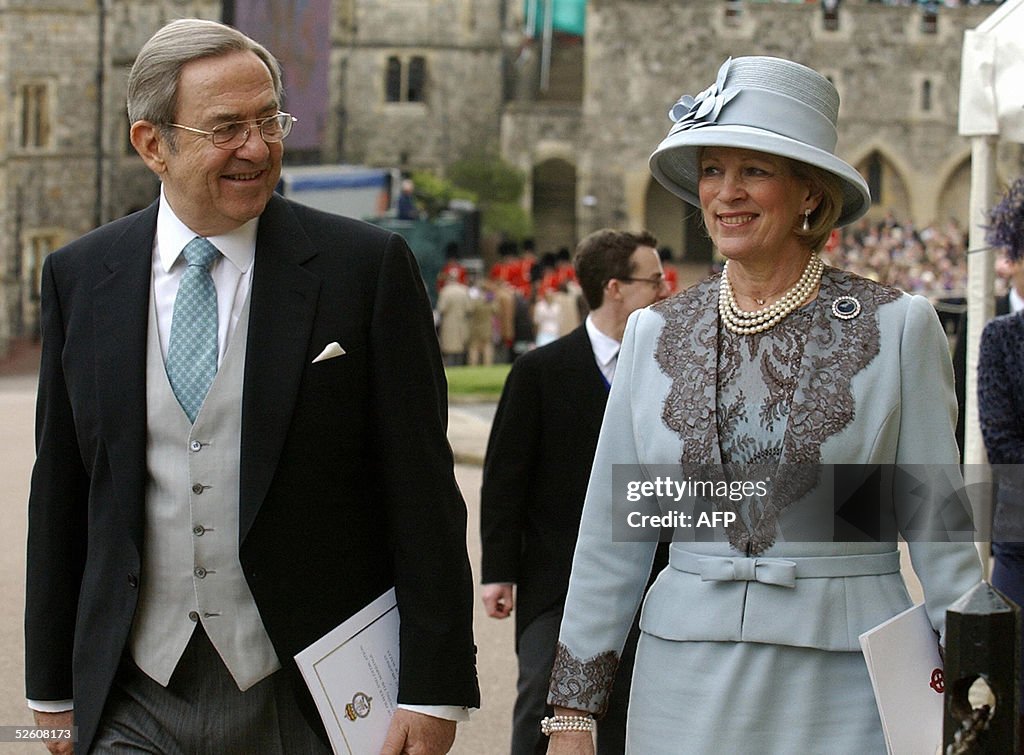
[0,1,219,355]
[503,0,1019,253]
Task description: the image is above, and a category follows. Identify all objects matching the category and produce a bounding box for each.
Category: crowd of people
[820,212,972,298]
[434,240,688,366]
[434,241,585,366]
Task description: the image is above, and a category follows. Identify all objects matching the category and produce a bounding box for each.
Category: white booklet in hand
[295,588,400,755]
[859,603,945,755]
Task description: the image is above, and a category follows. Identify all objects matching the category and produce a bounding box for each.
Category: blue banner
[524,0,586,37]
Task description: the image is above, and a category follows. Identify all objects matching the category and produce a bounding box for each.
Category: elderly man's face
[157,51,282,236]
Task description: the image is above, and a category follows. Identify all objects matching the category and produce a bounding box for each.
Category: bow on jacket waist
[669,549,902,589]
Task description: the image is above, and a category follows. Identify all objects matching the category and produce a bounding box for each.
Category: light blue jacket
[550,268,981,714]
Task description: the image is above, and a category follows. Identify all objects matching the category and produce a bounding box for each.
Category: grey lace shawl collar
[652,265,901,553]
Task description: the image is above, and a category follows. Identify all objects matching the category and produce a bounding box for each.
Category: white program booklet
[295,588,400,755]
[859,603,945,755]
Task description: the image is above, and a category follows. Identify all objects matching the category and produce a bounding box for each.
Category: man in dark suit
[25,19,477,755]
[480,229,669,755]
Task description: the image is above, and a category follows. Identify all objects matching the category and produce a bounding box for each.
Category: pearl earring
[802,209,811,232]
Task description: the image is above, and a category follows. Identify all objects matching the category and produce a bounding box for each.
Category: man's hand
[31,710,73,755]
[481,583,514,619]
[379,708,456,755]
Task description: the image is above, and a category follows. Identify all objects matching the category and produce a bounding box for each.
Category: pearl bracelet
[540,714,595,735]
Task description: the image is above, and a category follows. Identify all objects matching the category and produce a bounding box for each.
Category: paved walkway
[0,374,43,753]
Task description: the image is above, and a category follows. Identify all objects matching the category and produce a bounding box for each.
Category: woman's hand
[544,707,596,755]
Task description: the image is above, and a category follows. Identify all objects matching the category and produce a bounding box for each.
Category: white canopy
[960,0,1024,142]
[957,0,1024,466]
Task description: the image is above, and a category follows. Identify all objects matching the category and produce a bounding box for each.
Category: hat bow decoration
[668,58,739,133]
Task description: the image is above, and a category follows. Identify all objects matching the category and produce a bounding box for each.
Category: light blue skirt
[626,633,887,754]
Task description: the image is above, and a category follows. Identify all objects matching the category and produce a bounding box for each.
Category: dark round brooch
[831,296,861,320]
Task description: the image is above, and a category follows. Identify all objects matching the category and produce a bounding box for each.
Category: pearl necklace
[719,254,823,335]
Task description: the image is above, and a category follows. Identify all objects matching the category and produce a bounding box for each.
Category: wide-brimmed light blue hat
[649,56,871,227]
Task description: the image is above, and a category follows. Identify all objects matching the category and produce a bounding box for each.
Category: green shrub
[445,364,511,399]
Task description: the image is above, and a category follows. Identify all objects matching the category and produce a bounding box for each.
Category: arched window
[384,56,428,103]
[866,153,883,206]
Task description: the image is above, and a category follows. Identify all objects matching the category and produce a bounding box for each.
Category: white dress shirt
[585,314,621,384]
[153,189,257,363]
[1010,285,1024,315]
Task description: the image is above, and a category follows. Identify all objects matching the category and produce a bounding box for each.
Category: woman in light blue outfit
[542,56,981,754]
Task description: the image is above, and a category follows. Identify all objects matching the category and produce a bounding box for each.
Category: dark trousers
[511,607,638,755]
[91,626,330,754]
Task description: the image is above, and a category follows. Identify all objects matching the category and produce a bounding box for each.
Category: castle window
[866,153,883,206]
[724,0,743,28]
[921,79,933,112]
[822,0,840,31]
[407,57,426,103]
[384,55,428,104]
[921,3,938,35]
[20,82,53,150]
[23,230,61,304]
[385,56,403,102]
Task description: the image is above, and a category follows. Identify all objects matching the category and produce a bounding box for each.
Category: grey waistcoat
[129,292,280,690]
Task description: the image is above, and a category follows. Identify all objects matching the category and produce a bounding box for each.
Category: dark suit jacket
[25,195,479,751]
[480,326,610,640]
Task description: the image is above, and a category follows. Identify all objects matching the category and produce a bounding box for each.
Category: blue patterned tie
[166,237,220,423]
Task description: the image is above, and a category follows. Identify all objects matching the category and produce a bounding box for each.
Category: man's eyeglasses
[617,274,666,288]
[166,112,297,150]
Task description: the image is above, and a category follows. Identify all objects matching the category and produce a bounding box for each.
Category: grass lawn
[445,364,511,401]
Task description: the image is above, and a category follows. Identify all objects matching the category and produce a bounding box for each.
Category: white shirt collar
[585,314,620,370]
[156,188,258,274]
[1010,286,1024,314]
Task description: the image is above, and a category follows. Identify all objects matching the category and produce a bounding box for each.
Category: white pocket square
[312,342,346,363]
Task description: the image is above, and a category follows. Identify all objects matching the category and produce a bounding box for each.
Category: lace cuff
[546,642,619,718]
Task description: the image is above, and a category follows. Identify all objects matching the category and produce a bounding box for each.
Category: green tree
[447,155,524,203]
[410,156,533,240]
[447,154,532,240]
[409,171,474,218]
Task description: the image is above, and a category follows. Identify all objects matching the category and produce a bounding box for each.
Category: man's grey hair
[127,18,283,127]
